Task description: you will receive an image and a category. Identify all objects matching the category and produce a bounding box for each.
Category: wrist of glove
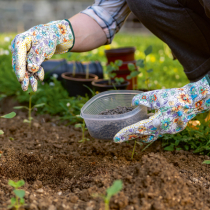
[114,75,210,143]
[11,19,75,92]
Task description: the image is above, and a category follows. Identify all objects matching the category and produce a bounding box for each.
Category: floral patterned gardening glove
[11,19,75,92]
[114,75,210,143]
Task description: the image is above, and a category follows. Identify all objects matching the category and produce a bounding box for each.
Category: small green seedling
[202,160,210,164]
[127,45,153,90]
[131,140,154,160]
[93,180,123,210]
[0,112,16,135]
[106,60,124,86]
[75,116,89,143]
[14,92,45,128]
[8,180,25,210]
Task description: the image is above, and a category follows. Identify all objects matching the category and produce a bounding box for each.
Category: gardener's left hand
[114,75,210,143]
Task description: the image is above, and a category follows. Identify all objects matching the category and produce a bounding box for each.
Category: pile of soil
[99,106,134,115]
[0,111,210,210]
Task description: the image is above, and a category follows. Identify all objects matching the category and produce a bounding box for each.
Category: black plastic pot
[41,59,104,81]
[41,59,68,81]
[91,79,130,92]
[61,73,98,97]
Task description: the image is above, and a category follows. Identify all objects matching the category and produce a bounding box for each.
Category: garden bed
[0,113,210,210]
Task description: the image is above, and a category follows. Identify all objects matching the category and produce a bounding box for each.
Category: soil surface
[0,111,210,210]
[99,106,134,115]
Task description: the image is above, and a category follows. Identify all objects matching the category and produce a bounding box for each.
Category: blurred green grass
[0,32,188,93]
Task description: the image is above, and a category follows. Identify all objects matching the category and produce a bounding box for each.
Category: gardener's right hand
[11,19,75,92]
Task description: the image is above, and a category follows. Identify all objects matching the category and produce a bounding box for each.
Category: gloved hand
[11,19,75,92]
[114,75,210,143]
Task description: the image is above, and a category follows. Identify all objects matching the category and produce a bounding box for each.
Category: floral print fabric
[11,19,74,92]
[114,76,210,143]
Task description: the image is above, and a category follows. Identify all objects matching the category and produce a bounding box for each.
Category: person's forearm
[69,13,107,52]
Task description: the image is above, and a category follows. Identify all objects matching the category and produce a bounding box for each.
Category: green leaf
[115,60,123,67]
[20,198,25,205]
[0,130,4,135]
[130,71,139,78]
[175,139,180,146]
[110,73,116,78]
[75,124,82,128]
[147,69,153,73]
[106,65,113,73]
[126,75,132,80]
[115,77,124,84]
[106,180,123,198]
[164,144,174,151]
[16,180,25,188]
[8,180,18,188]
[23,119,30,123]
[202,160,210,164]
[14,189,25,198]
[10,197,16,205]
[184,145,189,151]
[144,45,153,56]
[13,106,28,110]
[33,103,45,108]
[0,112,16,119]
[128,63,135,71]
[8,197,16,208]
[136,59,144,68]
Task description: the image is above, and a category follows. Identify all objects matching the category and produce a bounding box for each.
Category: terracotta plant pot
[91,79,130,92]
[105,47,137,90]
[105,47,136,66]
[61,73,98,97]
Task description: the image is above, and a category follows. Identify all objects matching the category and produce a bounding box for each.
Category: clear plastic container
[81,90,148,140]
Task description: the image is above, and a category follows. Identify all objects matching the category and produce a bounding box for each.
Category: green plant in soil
[162,111,210,156]
[127,45,153,90]
[59,96,89,124]
[93,180,123,210]
[131,139,154,160]
[0,112,16,135]
[106,60,124,85]
[8,180,25,210]
[75,118,89,143]
[14,92,45,128]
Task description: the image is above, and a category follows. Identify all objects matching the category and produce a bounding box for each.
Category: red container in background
[105,47,137,89]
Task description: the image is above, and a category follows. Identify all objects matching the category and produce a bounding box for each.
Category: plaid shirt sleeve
[81,0,131,44]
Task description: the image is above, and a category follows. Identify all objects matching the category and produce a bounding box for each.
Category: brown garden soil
[1,111,210,210]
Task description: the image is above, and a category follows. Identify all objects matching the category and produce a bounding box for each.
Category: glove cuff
[65,19,75,52]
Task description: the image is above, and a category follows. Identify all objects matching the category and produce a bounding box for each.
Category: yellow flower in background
[105,45,111,50]
[150,55,156,62]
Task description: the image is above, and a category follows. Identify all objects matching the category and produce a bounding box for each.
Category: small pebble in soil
[99,106,134,115]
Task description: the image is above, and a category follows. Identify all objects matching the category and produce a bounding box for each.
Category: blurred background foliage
[0,32,188,122]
